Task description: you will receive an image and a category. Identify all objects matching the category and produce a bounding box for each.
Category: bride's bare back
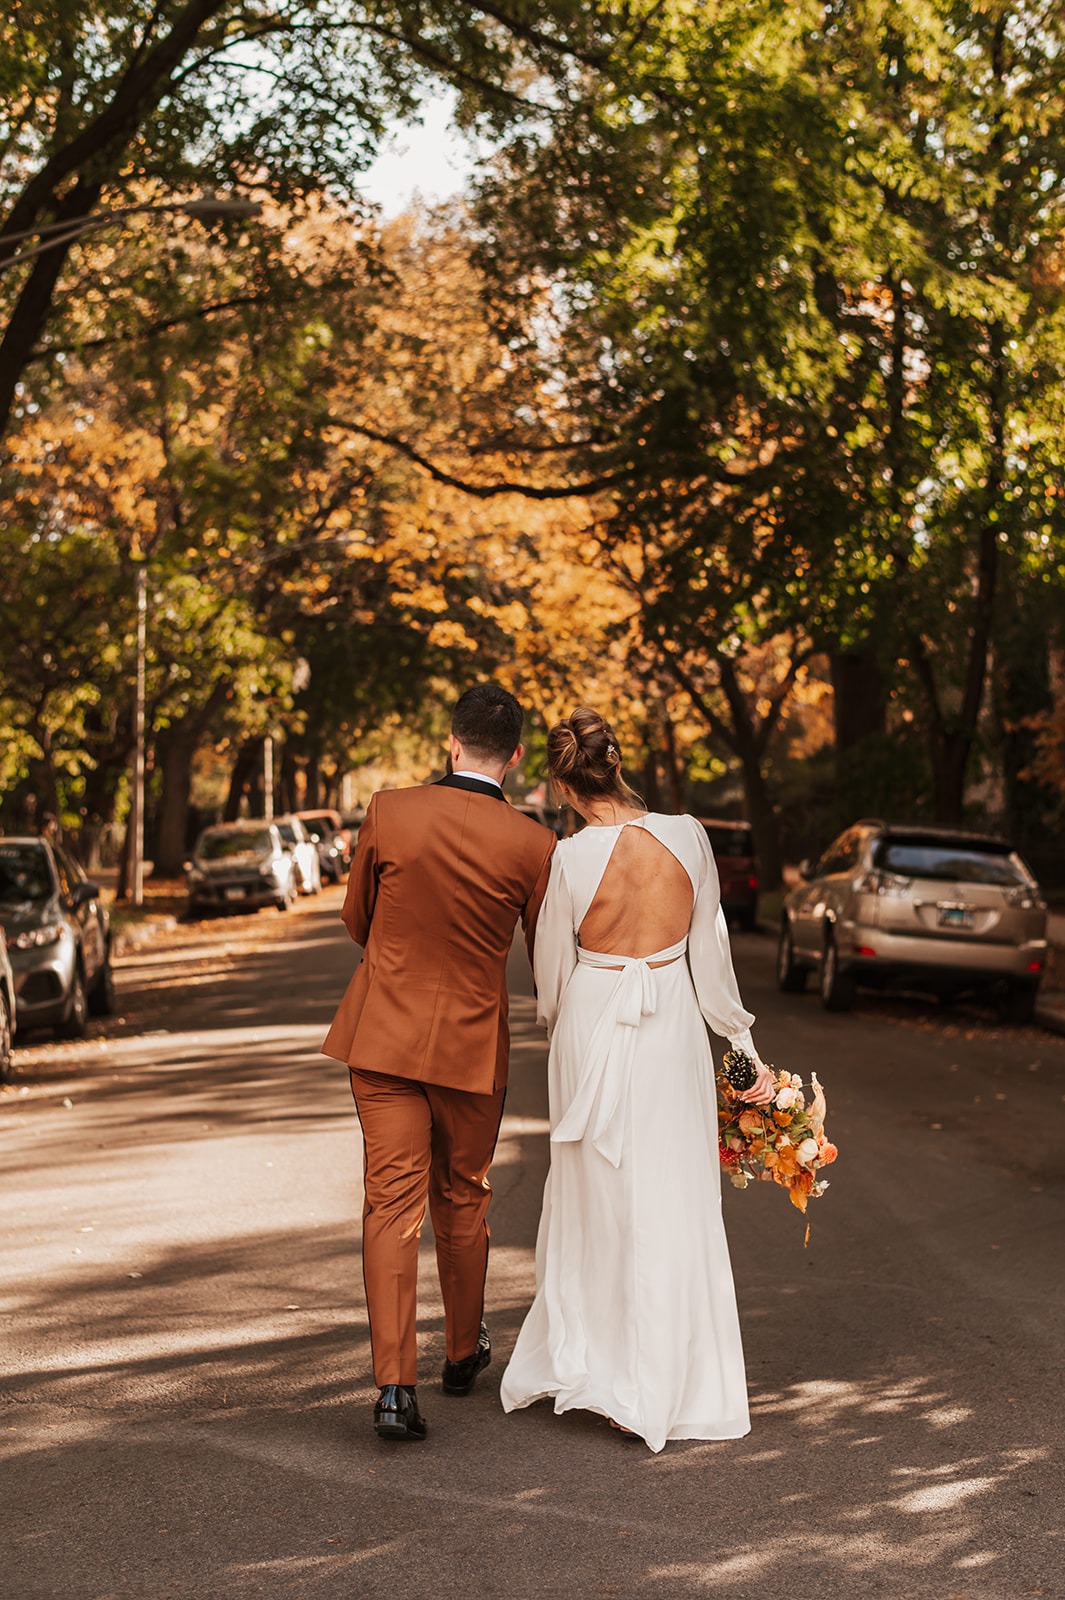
[577,825,694,962]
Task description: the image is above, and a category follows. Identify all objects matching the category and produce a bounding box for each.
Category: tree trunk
[715,657,784,890]
[224,737,264,821]
[640,723,662,811]
[993,583,1053,847]
[830,649,887,753]
[154,725,199,874]
[662,713,686,813]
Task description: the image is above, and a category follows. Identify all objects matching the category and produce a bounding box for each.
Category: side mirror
[71,881,98,907]
[798,858,816,882]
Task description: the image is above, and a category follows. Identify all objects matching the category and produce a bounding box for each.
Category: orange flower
[738,1109,765,1137]
[788,1170,815,1211]
[773,1109,794,1128]
[773,1145,802,1177]
[818,1140,838,1165]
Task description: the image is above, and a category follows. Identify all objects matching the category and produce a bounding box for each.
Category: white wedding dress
[500,813,758,1452]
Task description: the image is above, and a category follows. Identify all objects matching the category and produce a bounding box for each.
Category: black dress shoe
[442,1322,491,1395]
[373,1384,428,1442]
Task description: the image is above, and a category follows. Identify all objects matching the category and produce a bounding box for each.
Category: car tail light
[747,874,758,892]
[1005,887,1044,910]
[858,870,911,894]
[855,945,877,958]
[1028,960,1044,974]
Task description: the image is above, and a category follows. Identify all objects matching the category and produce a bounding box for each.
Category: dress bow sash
[550,937,688,1168]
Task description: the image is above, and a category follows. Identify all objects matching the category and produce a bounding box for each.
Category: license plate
[937,905,974,929]
[224,887,247,902]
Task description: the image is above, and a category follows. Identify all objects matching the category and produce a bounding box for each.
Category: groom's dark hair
[452,683,524,762]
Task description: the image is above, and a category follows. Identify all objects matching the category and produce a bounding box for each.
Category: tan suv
[777,822,1048,1022]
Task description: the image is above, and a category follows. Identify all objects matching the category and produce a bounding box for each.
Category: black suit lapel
[436,774,507,802]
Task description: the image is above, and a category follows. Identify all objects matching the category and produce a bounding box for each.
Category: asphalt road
[3,887,1064,1600]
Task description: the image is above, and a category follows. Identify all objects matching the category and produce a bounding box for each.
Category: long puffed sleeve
[532,849,578,1039]
[341,793,380,946]
[687,818,758,1057]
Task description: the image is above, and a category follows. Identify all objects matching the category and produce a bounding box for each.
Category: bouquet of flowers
[717,1049,837,1220]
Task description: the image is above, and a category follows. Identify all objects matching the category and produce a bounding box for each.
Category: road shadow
[3,901,1063,1598]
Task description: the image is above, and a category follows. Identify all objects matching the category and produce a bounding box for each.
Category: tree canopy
[2,0,1064,889]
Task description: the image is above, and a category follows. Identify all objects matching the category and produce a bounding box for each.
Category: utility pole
[263,735,274,822]
[130,561,148,906]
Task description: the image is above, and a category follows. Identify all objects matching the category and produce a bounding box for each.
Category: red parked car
[699,820,759,931]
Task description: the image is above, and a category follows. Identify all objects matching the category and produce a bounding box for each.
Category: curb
[112,916,178,956]
[1035,1001,1065,1038]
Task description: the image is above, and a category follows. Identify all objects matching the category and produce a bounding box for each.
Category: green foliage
[473,0,1065,834]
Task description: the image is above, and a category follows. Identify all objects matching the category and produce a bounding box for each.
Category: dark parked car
[777,820,1048,1020]
[700,820,759,931]
[0,925,15,1081]
[295,809,352,882]
[185,822,298,915]
[0,837,114,1038]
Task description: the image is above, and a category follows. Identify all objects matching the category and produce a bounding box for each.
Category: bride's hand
[740,1062,776,1107]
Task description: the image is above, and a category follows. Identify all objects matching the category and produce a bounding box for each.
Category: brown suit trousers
[322,776,555,1385]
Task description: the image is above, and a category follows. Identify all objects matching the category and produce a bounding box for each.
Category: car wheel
[776,923,808,994]
[1003,980,1039,1026]
[819,931,855,1013]
[88,949,116,1017]
[0,989,12,1084]
[60,963,88,1039]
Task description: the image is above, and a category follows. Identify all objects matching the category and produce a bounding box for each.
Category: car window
[275,824,296,843]
[300,815,331,834]
[815,840,844,876]
[702,825,754,858]
[198,829,272,860]
[0,842,54,905]
[875,839,1030,887]
[50,846,75,899]
[54,843,86,892]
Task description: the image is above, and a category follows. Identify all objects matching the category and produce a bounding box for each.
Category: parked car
[777,821,1048,1020]
[699,820,759,931]
[294,809,352,882]
[273,815,322,895]
[185,823,299,915]
[0,836,114,1038]
[0,926,16,1082]
[340,810,364,845]
[510,801,563,834]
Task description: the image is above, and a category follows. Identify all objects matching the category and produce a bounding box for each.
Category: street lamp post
[130,562,148,908]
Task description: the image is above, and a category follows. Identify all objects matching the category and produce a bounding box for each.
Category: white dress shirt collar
[452,769,503,791]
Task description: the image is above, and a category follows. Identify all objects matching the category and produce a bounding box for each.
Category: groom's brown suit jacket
[322,776,556,1095]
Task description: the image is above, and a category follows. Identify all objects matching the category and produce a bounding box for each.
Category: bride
[500,707,775,1452]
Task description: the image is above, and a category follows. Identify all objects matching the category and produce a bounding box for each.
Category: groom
[323,683,556,1442]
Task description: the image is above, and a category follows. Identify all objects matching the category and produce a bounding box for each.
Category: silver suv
[777,822,1048,1022]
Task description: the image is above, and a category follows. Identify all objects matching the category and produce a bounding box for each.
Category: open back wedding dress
[500,813,759,1452]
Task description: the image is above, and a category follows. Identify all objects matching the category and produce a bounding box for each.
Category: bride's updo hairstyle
[546,707,645,810]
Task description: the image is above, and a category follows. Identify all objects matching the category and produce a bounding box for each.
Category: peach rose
[818,1140,838,1165]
